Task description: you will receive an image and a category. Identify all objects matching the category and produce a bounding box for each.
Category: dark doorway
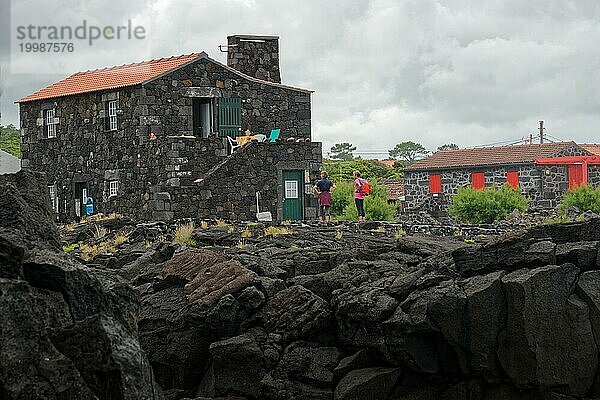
[74,182,88,218]
[192,98,213,138]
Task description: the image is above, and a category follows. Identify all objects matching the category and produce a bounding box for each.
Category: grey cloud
[2,0,600,154]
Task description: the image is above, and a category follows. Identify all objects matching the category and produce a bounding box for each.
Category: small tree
[437,143,459,151]
[558,185,600,216]
[330,143,357,161]
[389,141,428,164]
[448,185,529,224]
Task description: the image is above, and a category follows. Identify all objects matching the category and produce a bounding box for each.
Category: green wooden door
[282,170,303,221]
[218,98,241,138]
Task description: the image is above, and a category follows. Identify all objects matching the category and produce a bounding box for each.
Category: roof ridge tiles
[16,51,311,103]
[69,53,200,75]
[405,141,581,171]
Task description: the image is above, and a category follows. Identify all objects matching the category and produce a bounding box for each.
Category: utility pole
[529,133,533,144]
[539,120,544,144]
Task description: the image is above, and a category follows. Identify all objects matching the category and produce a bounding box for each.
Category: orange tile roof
[17,53,202,103]
[17,51,313,103]
[378,159,397,168]
[405,142,584,171]
[581,144,600,156]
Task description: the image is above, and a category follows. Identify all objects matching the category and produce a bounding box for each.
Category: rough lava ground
[3,169,600,400]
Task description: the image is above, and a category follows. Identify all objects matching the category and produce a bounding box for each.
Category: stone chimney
[227,35,281,83]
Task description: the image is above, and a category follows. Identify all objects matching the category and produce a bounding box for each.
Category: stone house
[404,142,600,215]
[17,35,322,222]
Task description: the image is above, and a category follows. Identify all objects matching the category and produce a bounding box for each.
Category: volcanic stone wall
[141,57,311,140]
[404,164,572,212]
[589,165,600,188]
[150,141,323,221]
[19,87,150,221]
[405,145,594,213]
[227,35,282,83]
[20,54,312,221]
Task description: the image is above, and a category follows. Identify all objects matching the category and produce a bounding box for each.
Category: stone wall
[589,165,600,188]
[141,57,311,141]
[150,142,323,221]
[20,54,313,222]
[227,35,281,83]
[404,163,574,212]
[151,136,226,187]
[404,144,593,214]
[19,87,149,221]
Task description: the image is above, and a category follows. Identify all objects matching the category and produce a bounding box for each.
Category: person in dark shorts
[314,171,336,223]
[353,171,366,222]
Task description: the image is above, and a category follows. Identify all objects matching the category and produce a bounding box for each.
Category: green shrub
[331,181,354,217]
[558,185,600,216]
[333,181,396,221]
[448,185,529,224]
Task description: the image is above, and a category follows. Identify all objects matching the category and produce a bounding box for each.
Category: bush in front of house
[448,185,529,224]
[331,181,396,221]
[558,185,600,216]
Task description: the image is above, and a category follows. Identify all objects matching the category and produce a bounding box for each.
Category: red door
[568,164,584,189]
[471,172,485,190]
[506,171,519,189]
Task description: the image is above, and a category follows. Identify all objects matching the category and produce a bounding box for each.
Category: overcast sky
[2,0,600,157]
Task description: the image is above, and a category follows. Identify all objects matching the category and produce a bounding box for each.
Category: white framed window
[285,180,299,199]
[45,109,56,138]
[109,180,119,197]
[108,100,117,131]
[48,184,58,212]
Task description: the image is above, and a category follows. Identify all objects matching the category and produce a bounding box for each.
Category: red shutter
[429,174,441,194]
[507,171,519,189]
[568,164,584,189]
[471,172,485,190]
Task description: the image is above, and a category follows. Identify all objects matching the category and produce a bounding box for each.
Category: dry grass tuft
[79,241,117,261]
[216,219,229,228]
[174,222,196,246]
[93,225,108,239]
[394,228,406,240]
[241,228,253,238]
[113,231,130,245]
[264,226,295,237]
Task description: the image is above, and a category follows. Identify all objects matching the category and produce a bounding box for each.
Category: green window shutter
[218,98,241,138]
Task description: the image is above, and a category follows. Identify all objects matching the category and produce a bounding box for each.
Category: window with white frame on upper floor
[109,180,119,197]
[108,100,118,131]
[48,184,58,212]
[104,100,118,131]
[45,109,57,138]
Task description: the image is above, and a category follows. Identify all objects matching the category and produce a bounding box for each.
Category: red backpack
[361,180,372,196]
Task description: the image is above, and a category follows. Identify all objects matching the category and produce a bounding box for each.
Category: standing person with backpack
[353,171,371,222]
